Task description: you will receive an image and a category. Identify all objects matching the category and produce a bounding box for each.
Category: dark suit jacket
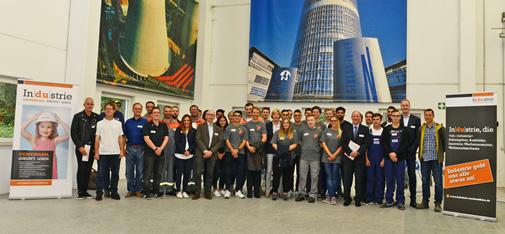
[195,122,223,159]
[342,123,370,163]
[400,114,421,155]
[174,127,196,155]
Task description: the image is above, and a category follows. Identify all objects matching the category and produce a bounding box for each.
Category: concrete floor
[1,181,504,234]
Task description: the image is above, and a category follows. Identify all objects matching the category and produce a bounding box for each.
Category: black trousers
[272,156,292,193]
[194,156,216,193]
[143,153,165,194]
[175,157,194,193]
[406,155,417,203]
[75,149,95,194]
[247,170,261,196]
[342,159,365,202]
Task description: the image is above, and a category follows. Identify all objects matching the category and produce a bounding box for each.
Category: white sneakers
[177,191,190,199]
[235,190,246,199]
[223,190,231,199]
[213,190,222,197]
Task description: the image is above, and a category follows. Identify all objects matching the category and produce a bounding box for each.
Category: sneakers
[308,197,316,203]
[224,190,231,199]
[322,197,331,204]
[281,193,289,201]
[381,202,396,208]
[416,202,429,209]
[220,190,226,196]
[434,203,442,212]
[111,193,120,200]
[182,192,190,199]
[76,194,85,200]
[83,192,93,199]
[235,190,246,199]
[295,194,305,202]
[330,197,337,205]
[176,192,183,199]
[145,193,152,200]
[156,193,164,199]
[95,193,103,201]
[213,190,222,197]
[397,203,406,210]
[271,193,279,201]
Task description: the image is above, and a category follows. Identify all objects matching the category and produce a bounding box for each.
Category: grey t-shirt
[301,121,327,131]
[246,120,266,145]
[320,128,342,163]
[271,131,298,157]
[298,126,322,161]
[224,124,248,154]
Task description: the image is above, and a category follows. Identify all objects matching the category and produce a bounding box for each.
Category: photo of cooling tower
[248,0,406,103]
[96,0,199,99]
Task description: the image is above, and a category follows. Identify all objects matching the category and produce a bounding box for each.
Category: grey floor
[1,182,504,234]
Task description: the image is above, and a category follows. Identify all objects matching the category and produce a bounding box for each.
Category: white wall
[0,0,504,193]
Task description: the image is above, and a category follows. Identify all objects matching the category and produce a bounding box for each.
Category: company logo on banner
[9,80,78,199]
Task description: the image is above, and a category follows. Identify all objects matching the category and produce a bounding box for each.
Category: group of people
[70,98,445,212]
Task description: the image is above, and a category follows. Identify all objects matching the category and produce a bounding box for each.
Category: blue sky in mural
[249,0,407,67]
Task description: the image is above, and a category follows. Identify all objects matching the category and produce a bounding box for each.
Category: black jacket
[264,121,276,154]
[70,110,99,149]
[174,127,196,155]
[382,124,411,161]
[342,123,370,162]
[400,114,421,155]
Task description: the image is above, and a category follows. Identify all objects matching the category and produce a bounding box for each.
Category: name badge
[303,133,309,136]
[214,133,219,136]
[373,139,380,145]
[137,125,143,128]
[410,126,416,129]
[231,129,237,132]
[150,130,156,134]
[358,134,364,137]
[250,128,255,132]
[392,133,398,137]
[326,133,332,136]
[392,139,399,143]
[92,125,96,129]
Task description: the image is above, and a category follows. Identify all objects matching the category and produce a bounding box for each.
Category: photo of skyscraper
[248,0,406,103]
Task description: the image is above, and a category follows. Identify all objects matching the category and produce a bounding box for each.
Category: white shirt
[403,114,410,127]
[272,121,280,133]
[175,132,194,160]
[207,122,213,148]
[96,118,123,155]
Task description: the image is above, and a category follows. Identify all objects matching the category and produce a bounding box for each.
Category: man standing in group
[341,111,370,207]
[168,106,181,129]
[336,106,352,131]
[291,109,303,193]
[381,106,396,128]
[364,111,374,127]
[123,103,147,198]
[381,109,411,210]
[281,109,290,122]
[143,101,155,120]
[262,107,271,123]
[400,99,421,207]
[295,115,321,203]
[193,109,223,200]
[71,97,100,199]
[224,110,248,199]
[143,107,169,199]
[94,102,124,201]
[160,106,177,196]
[190,104,205,128]
[324,108,333,127]
[415,109,445,212]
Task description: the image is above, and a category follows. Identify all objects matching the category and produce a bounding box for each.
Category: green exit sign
[438,102,446,110]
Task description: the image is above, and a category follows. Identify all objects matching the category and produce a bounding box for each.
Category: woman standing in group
[212,115,228,197]
[174,115,196,199]
[320,115,343,205]
[271,118,298,201]
[265,109,281,197]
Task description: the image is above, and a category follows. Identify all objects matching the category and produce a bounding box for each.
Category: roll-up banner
[9,80,78,199]
[444,92,497,222]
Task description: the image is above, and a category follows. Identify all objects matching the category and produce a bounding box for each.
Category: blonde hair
[271,109,281,119]
[278,119,294,140]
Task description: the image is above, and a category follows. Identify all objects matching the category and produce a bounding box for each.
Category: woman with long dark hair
[174,114,196,199]
[212,115,228,197]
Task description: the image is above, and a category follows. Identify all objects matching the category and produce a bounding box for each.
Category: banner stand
[443,210,497,222]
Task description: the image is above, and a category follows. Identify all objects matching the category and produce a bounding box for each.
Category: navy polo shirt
[124,116,147,145]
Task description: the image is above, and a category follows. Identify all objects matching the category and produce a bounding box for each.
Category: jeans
[213,158,225,190]
[175,157,194,193]
[233,153,247,192]
[385,158,406,204]
[96,154,120,194]
[298,159,320,198]
[406,155,417,203]
[247,170,261,196]
[143,153,165,194]
[421,160,443,204]
[126,145,144,193]
[323,162,341,198]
